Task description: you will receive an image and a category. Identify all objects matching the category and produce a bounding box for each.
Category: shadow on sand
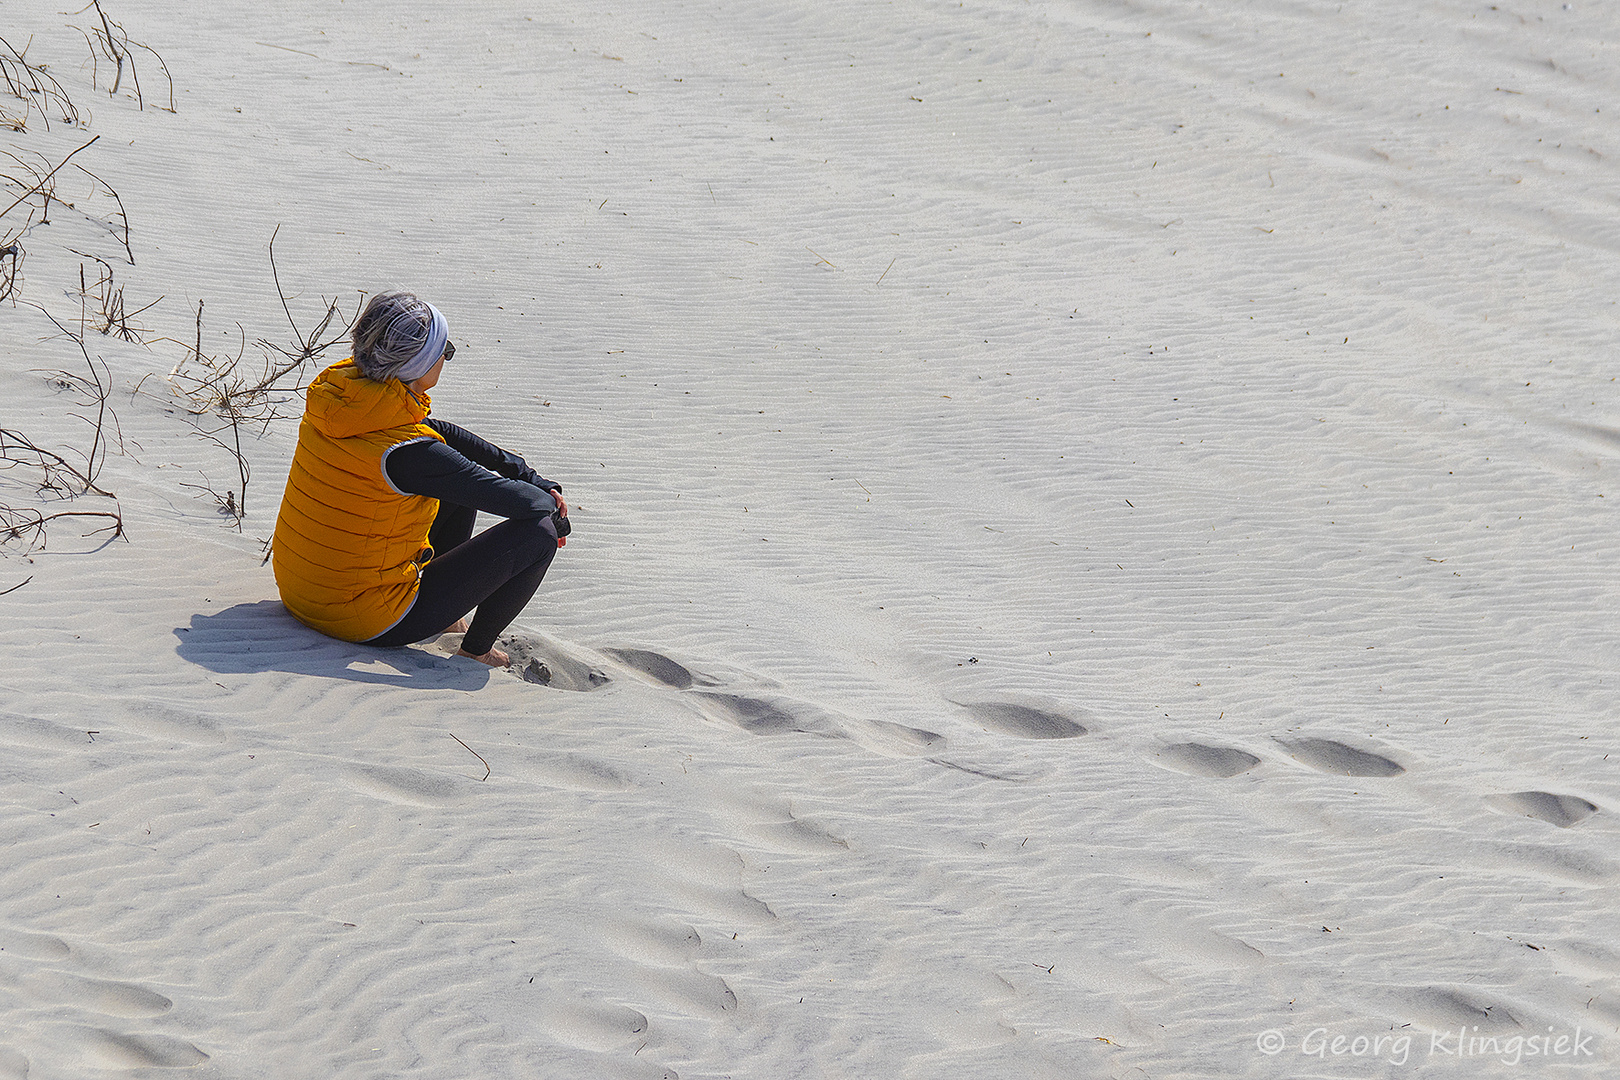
[175,600,490,690]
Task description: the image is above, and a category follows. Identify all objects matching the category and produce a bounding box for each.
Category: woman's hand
[550,489,569,547]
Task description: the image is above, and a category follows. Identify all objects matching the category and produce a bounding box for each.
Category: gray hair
[352,291,441,382]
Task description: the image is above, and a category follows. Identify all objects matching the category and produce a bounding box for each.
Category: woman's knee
[507,515,560,564]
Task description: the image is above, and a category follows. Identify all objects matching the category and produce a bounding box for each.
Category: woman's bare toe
[457,646,510,668]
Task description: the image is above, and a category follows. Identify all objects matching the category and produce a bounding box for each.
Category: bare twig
[70,257,159,340]
[2,140,131,304]
[0,426,101,496]
[71,162,134,263]
[163,231,359,527]
[34,304,122,493]
[0,240,20,302]
[0,506,124,550]
[73,1,174,112]
[1,347,125,556]
[0,135,98,223]
[93,0,125,96]
[450,732,491,781]
[253,225,362,392]
[177,478,241,520]
[0,34,85,131]
[2,148,63,230]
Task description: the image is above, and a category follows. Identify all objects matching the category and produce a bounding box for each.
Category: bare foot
[457,646,510,667]
[444,618,470,634]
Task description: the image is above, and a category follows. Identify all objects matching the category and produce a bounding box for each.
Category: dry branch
[0,135,97,223]
[72,257,159,340]
[164,234,360,527]
[255,225,361,391]
[0,34,85,131]
[1,309,125,553]
[72,1,174,112]
[0,240,20,302]
[71,162,133,262]
[0,505,123,551]
[0,425,104,497]
[1,138,137,307]
[35,305,120,493]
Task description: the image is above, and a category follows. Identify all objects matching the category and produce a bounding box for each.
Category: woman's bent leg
[428,501,477,557]
[460,539,555,656]
[365,516,558,651]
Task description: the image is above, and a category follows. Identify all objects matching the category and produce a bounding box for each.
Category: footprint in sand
[1376,985,1522,1036]
[65,1028,208,1069]
[694,686,943,757]
[625,835,778,925]
[691,692,839,738]
[1278,737,1405,777]
[495,632,611,691]
[602,648,944,757]
[533,999,650,1053]
[603,647,710,690]
[706,791,851,855]
[1152,742,1260,778]
[499,749,632,792]
[640,967,739,1017]
[957,701,1086,739]
[345,763,466,806]
[858,717,945,754]
[597,917,704,969]
[0,712,96,751]
[0,1048,26,1080]
[111,701,229,746]
[25,972,172,1017]
[0,928,71,960]
[1486,791,1598,828]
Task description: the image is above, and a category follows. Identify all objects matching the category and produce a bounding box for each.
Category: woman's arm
[425,418,561,495]
[383,436,559,520]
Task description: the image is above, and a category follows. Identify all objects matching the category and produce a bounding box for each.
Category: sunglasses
[443,340,456,363]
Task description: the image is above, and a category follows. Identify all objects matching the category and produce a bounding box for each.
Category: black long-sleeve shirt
[382,418,560,519]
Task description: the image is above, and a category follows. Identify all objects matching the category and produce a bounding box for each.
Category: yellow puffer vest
[272,359,446,641]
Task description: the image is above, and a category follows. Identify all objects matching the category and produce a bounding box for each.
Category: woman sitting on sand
[272,291,567,667]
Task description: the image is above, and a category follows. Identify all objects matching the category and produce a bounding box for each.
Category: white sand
[3,0,1618,1075]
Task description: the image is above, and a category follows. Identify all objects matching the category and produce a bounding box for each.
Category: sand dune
[3,0,1618,1075]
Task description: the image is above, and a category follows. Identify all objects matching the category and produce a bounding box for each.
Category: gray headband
[392,303,449,383]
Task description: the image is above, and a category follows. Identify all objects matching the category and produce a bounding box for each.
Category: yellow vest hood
[272,360,445,642]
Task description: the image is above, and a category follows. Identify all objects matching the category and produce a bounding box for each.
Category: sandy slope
[3,0,1619,1076]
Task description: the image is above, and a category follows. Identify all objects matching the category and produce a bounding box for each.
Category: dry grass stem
[163,230,362,527]
[450,733,492,781]
[71,1,175,112]
[0,135,98,223]
[1,310,125,554]
[71,162,134,262]
[73,257,159,341]
[0,505,124,551]
[0,34,85,131]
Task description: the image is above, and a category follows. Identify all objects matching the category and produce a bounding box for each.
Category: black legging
[364,502,558,656]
